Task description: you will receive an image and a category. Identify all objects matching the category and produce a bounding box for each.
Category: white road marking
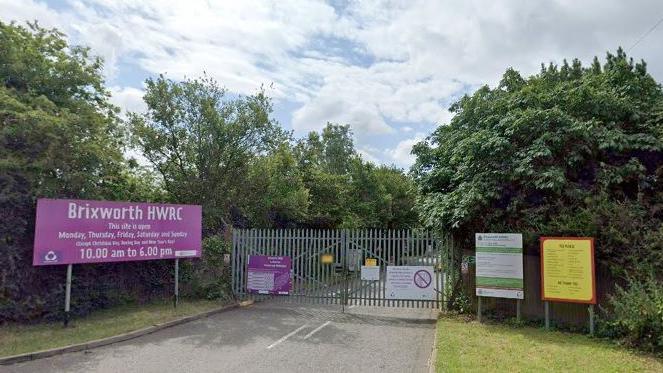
[302,321,331,340]
[267,324,308,349]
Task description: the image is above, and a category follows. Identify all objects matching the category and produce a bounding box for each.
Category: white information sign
[475,233,524,299]
[247,271,274,294]
[361,266,380,281]
[386,266,435,300]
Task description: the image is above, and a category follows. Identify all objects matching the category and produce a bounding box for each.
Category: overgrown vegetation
[599,273,663,354]
[0,22,417,322]
[0,21,168,322]
[413,48,663,351]
[2,20,662,354]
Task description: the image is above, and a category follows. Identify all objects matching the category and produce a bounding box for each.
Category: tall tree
[294,122,418,228]
[0,21,157,321]
[412,48,663,278]
[321,123,355,174]
[246,144,310,227]
[129,75,286,233]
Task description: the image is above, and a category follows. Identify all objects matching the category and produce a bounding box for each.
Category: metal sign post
[64,264,73,327]
[174,258,179,308]
[589,304,595,335]
[544,301,550,329]
[477,296,483,322]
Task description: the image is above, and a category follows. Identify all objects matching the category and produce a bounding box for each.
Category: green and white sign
[475,233,524,299]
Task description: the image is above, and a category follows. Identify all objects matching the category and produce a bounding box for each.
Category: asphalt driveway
[6,300,437,373]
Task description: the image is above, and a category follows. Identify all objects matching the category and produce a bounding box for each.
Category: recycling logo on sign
[44,250,59,263]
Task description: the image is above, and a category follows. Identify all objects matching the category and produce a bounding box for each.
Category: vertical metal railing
[232,229,449,308]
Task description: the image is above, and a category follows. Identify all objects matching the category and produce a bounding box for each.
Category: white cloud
[2,0,663,166]
[291,66,395,136]
[0,0,61,28]
[357,146,381,164]
[109,86,146,115]
[387,132,426,168]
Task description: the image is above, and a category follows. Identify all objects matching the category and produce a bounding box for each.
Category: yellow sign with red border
[540,237,596,304]
[365,258,377,266]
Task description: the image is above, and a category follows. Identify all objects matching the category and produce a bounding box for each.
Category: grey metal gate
[232,229,449,308]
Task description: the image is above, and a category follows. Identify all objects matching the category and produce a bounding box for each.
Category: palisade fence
[232,229,454,309]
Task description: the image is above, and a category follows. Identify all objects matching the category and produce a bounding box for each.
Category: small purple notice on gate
[247,255,291,295]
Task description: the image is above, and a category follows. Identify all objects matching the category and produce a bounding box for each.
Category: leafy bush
[182,235,233,301]
[0,21,170,323]
[413,48,663,279]
[600,273,663,354]
[547,197,663,281]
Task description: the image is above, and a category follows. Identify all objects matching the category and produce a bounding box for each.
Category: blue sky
[2,0,663,168]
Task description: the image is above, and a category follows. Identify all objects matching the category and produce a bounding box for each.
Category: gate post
[341,229,349,313]
[231,229,237,299]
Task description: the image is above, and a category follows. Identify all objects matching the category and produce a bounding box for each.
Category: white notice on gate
[386,266,435,300]
[361,266,380,281]
[247,271,274,294]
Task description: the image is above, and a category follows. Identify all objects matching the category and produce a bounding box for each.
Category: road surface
[6,300,437,373]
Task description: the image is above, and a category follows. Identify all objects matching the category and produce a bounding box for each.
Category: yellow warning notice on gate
[365,258,377,266]
[541,237,596,304]
[321,254,334,264]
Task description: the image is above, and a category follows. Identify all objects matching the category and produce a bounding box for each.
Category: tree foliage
[0,21,418,322]
[413,48,663,278]
[246,144,310,227]
[292,123,418,228]
[0,21,166,321]
[129,79,418,231]
[129,75,287,233]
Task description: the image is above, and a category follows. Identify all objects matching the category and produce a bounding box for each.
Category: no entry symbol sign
[386,266,435,300]
[413,269,432,289]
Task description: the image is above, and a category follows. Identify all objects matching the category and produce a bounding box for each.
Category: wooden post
[544,301,550,329]
[477,296,482,322]
[516,299,522,322]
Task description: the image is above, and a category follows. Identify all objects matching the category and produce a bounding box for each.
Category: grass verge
[0,299,229,358]
[435,314,663,373]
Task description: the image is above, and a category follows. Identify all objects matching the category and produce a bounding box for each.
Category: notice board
[540,237,596,304]
[385,266,435,300]
[33,198,202,265]
[247,255,291,295]
[475,233,524,299]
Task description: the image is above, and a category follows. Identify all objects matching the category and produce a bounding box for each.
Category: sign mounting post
[174,258,179,308]
[64,263,72,327]
[33,198,202,320]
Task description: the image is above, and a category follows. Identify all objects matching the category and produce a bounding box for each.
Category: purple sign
[33,198,202,266]
[247,255,291,295]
